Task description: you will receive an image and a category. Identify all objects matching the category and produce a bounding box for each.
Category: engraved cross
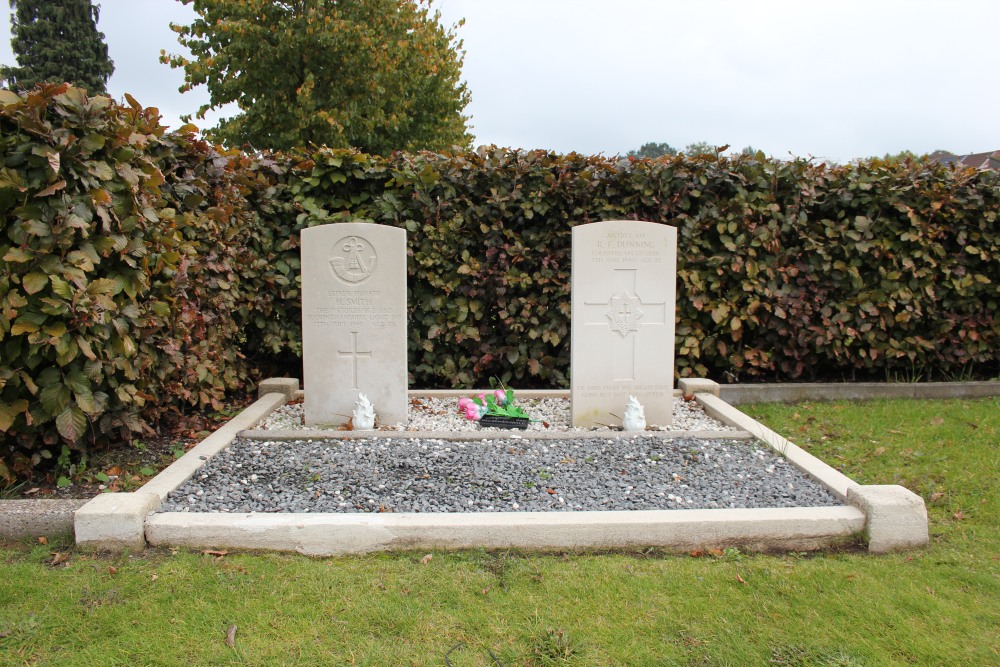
[337,331,372,390]
[582,269,667,380]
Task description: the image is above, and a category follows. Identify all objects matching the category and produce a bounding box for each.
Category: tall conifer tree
[2,0,114,93]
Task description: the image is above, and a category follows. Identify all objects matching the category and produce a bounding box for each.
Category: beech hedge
[254,147,998,390]
[0,86,257,480]
[2,87,998,480]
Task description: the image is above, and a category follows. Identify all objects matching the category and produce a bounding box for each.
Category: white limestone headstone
[570,220,677,427]
[301,223,407,427]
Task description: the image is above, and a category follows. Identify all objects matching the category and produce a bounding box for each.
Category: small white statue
[352,393,376,430]
[622,395,646,431]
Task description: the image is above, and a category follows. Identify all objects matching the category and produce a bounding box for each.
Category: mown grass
[1,397,998,666]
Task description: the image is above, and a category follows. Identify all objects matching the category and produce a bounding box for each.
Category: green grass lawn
[2,398,998,666]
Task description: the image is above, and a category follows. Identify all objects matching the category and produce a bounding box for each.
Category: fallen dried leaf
[225,624,237,648]
[735,574,747,585]
[25,487,39,495]
[874,447,886,455]
[37,536,47,545]
[930,492,945,503]
[201,550,228,557]
[151,574,159,581]
[546,488,557,495]
[953,510,965,521]
[108,566,118,575]
[481,586,492,595]
[709,548,724,557]
[420,554,433,565]
[107,466,123,476]
[930,416,944,425]
[50,552,68,566]
[689,550,704,558]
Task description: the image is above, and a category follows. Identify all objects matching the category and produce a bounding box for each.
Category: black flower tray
[479,415,530,430]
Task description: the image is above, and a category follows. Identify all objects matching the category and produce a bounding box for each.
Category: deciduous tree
[626,142,678,159]
[682,141,725,156]
[162,0,471,153]
[1,0,114,94]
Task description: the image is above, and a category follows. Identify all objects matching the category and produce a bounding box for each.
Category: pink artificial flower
[494,389,506,404]
[479,393,487,404]
[458,397,472,410]
[464,405,482,421]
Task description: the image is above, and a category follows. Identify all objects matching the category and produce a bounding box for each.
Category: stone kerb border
[239,429,755,442]
[693,393,857,500]
[146,506,865,557]
[74,391,290,551]
[719,380,1000,405]
[693,385,928,553]
[73,378,930,555]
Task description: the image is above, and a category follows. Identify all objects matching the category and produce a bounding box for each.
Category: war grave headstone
[570,220,678,427]
[301,223,407,427]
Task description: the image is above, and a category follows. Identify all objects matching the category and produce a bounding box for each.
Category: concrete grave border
[68,378,938,555]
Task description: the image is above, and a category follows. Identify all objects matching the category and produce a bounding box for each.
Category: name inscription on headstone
[305,290,399,329]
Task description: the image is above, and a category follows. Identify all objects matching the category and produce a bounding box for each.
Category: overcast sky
[2,0,998,163]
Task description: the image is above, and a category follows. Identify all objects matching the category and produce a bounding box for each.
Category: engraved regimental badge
[330,236,377,284]
[606,290,644,338]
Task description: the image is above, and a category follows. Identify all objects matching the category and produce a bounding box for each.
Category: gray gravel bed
[161,435,842,514]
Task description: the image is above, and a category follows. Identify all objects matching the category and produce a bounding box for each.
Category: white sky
[2,0,998,163]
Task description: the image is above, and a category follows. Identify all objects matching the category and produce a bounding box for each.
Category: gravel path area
[258,396,740,433]
[161,435,841,514]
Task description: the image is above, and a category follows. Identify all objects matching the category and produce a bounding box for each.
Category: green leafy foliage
[2,87,997,481]
[0,85,255,481]
[247,147,998,391]
[161,0,471,154]
[1,0,115,94]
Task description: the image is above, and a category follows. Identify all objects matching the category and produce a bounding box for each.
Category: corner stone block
[258,378,299,402]
[847,485,928,553]
[74,492,160,551]
[678,378,720,397]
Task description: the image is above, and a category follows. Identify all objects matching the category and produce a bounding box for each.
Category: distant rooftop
[931,150,1000,171]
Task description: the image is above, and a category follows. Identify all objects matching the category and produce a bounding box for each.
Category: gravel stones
[161,435,842,514]
[257,396,740,433]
